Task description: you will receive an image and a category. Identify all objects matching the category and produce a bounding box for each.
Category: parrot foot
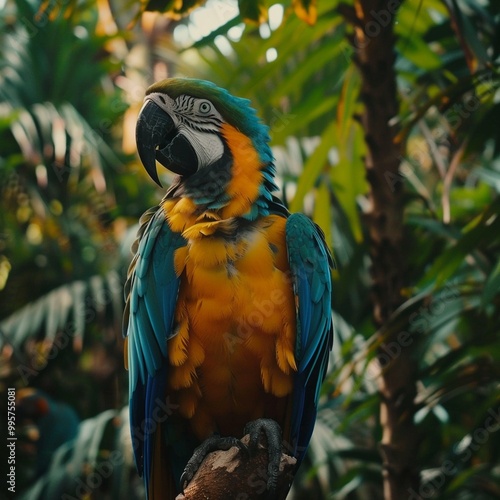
[243,418,283,498]
[180,435,246,491]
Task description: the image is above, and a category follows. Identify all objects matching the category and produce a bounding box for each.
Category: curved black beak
[136,100,175,187]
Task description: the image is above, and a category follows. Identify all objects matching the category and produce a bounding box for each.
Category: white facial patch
[145,92,178,122]
[178,127,224,168]
[144,92,225,168]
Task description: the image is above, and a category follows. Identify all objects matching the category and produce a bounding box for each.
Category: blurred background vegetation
[0,0,499,498]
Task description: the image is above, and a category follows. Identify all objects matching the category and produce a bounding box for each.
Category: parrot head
[135,78,278,217]
[136,78,273,183]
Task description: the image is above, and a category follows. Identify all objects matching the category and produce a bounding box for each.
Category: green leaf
[238,0,267,23]
[0,271,123,355]
[397,33,443,70]
[482,258,500,305]
[448,0,491,70]
[289,120,337,213]
[418,198,500,288]
[332,67,366,242]
[446,464,488,492]
[313,182,333,249]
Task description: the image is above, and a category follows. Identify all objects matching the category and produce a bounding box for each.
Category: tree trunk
[343,0,420,498]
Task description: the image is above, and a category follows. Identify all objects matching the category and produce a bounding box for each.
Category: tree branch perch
[176,434,297,500]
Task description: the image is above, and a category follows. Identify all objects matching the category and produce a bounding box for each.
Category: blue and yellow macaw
[124,78,333,499]
[17,389,80,477]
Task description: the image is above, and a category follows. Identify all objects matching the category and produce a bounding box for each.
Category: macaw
[17,388,80,477]
[124,78,333,499]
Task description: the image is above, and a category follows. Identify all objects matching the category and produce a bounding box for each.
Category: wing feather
[285,213,333,462]
[124,205,186,490]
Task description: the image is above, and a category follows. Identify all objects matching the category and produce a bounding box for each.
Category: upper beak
[135,100,175,187]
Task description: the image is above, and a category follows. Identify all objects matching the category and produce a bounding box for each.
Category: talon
[179,470,191,492]
[243,418,283,495]
[180,434,243,490]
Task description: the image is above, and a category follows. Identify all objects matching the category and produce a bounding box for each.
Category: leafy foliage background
[0,0,499,498]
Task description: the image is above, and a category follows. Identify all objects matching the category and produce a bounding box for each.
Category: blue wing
[123,205,186,492]
[285,213,333,462]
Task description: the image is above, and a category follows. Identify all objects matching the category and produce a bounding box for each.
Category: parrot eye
[198,101,212,115]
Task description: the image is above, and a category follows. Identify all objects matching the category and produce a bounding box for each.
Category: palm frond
[19,406,142,500]
[0,270,123,357]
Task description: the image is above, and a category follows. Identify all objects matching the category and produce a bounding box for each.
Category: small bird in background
[124,78,333,499]
[17,388,80,477]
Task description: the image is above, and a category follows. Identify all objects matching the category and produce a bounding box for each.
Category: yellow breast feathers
[161,199,297,439]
